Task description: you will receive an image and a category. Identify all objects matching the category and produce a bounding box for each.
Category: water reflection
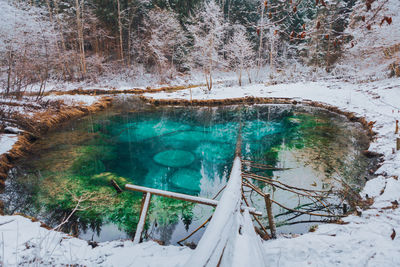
[1,100,372,244]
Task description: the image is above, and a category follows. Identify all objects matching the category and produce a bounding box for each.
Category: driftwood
[177,216,212,245]
[242,175,344,219]
[242,191,271,240]
[133,192,152,244]
[270,198,344,218]
[125,184,261,216]
[110,179,123,193]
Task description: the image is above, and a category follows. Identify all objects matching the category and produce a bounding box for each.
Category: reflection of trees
[241,107,371,233]
[182,211,193,231]
[3,103,372,243]
[147,197,195,244]
[241,107,297,188]
[148,221,178,245]
[149,197,195,227]
[44,208,103,237]
[1,167,40,215]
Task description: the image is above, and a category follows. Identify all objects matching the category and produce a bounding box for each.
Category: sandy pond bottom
[1,98,373,245]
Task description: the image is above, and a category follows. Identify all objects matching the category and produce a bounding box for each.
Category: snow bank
[0,134,18,155]
[0,215,191,266]
[41,94,101,106]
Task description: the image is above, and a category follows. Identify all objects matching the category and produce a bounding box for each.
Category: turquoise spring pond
[1,98,373,245]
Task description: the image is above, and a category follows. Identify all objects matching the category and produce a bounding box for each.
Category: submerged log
[110,179,123,193]
[125,184,262,216]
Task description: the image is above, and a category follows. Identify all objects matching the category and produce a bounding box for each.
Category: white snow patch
[41,94,101,106]
[0,215,192,266]
[0,134,18,155]
[373,178,400,208]
[361,175,386,199]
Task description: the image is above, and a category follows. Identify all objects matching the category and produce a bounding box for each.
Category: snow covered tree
[189,0,227,91]
[0,1,57,97]
[151,0,202,24]
[226,25,255,86]
[304,0,355,70]
[254,0,315,74]
[136,8,187,81]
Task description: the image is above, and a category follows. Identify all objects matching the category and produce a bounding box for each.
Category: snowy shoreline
[1,78,400,266]
[144,78,400,266]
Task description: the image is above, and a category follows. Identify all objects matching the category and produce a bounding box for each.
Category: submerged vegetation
[1,101,373,244]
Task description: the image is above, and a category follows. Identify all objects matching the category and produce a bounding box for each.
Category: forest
[0,0,395,96]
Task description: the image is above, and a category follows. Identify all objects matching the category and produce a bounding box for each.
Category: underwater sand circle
[153,150,195,168]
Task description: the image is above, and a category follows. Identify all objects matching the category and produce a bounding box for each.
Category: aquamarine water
[2,98,372,245]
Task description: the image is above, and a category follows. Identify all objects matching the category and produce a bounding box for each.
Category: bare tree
[0,1,57,98]
[137,8,187,81]
[189,0,227,91]
[117,0,124,62]
[75,0,86,77]
[226,25,255,86]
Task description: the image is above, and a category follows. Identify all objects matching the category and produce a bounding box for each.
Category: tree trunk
[45,0,67,80]
[257,0,265,72]
[127,7,136,67]
[117,0,124,62]
[270,28,275,73]
[246,68,252,84]
[54,0,71,80]
[76,0,86,78]
[6,51,13,96]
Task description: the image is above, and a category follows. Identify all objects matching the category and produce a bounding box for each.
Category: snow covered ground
[0,134,18,155]
[0,215,191,266]
[1,77,400,266]
[26,69,238,93]
[40,94,102,106]
[147,77,400,266]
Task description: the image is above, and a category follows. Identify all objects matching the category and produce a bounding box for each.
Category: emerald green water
[2,98,372,245]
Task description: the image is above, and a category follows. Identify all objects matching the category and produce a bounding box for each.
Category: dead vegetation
[0,90,380,223]
[0,96,112,201]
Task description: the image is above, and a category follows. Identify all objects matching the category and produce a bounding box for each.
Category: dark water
[1,98,373,245]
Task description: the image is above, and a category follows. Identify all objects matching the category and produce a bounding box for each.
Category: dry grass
[0,96,112,197]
